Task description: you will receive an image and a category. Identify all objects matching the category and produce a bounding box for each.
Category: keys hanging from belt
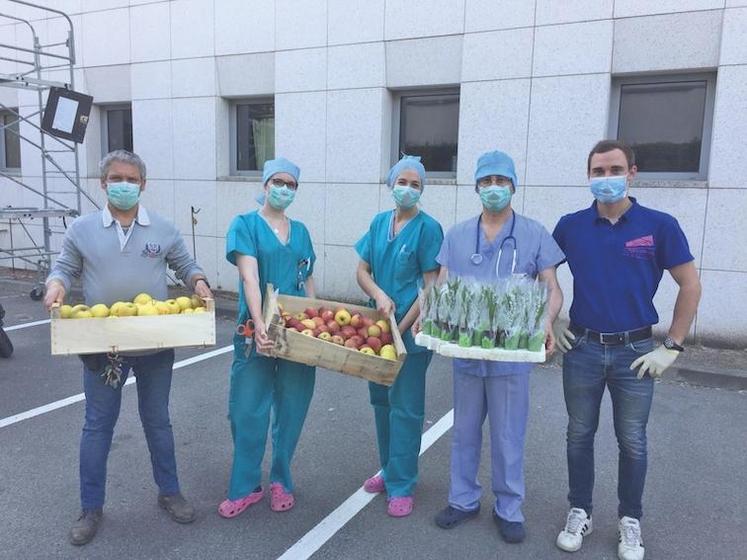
[237,319,256,357]
[102,353,124,389]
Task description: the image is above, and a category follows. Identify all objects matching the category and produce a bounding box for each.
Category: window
[610,74,715,179]
[394,90,460,177]
[1,109,21,172]
[230,99,274,176]
[101,104,133,154]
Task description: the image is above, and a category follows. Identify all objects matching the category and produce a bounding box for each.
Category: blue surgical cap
[262,157,300,185]
[387,155,426,189]
[257,157,301,205]
[474,150,518,188]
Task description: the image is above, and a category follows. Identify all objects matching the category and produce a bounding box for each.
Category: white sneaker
[556,507,593,552]
[618,516,645,560]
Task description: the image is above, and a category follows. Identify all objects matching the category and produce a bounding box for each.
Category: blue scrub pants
[368,351,432,497]
[448,370,530,522]
[227,339,315,500]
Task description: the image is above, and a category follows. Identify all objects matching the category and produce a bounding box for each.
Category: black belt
[570,324,652,346]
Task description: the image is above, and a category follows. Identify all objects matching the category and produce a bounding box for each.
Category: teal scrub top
[226,210,315,323]
[355,210,443,354]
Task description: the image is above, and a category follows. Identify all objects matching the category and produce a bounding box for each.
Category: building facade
[1,0,745,345]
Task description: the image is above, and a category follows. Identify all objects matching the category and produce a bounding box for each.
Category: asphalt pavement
[1,278,745,560]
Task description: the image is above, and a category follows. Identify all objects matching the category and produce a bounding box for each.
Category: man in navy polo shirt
[551,140,701,560]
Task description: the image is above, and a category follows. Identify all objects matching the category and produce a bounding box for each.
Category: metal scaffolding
[0,0,97,299]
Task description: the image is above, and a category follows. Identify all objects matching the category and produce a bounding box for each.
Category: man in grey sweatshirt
[44,150,213,546]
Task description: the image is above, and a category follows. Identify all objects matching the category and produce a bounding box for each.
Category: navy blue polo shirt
[553,198,693,333]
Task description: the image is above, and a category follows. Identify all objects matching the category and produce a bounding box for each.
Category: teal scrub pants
[227,340,316,500]
[368,351,432,497]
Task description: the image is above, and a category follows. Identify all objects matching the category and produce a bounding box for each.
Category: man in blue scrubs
[434,150,564,543]
[552,140,701,560]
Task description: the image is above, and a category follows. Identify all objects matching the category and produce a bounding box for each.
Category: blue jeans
[80,350,179,510]
[562,335,654,520]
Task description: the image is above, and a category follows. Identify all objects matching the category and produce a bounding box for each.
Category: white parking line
[0,344,233,429]
[4,319,51,331]
[277,409,455,560]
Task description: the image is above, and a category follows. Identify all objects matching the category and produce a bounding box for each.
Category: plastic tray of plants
[414,276,547,363]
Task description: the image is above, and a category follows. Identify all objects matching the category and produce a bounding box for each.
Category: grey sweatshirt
[47,205,204,306]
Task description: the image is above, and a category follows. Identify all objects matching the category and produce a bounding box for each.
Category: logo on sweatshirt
[141,242,162,258]
[623,235,655,260]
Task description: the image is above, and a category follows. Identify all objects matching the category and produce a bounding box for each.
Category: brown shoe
[158,493,196,524]
[69,509,102,546]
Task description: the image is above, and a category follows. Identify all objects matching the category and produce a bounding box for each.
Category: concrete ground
[1,275,745,560]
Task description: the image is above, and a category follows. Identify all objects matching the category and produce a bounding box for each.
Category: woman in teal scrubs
[355,155,444,517]
[219,157,316,518]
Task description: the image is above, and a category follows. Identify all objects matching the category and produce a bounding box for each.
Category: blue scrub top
[226,210,315,323]
[355,210,444,354]
[437,211,564,377]
[553,198,693,333]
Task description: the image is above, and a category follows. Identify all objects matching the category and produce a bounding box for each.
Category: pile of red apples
[280,306,398,360]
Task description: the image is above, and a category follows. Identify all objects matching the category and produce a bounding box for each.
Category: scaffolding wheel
[30,286,44,301]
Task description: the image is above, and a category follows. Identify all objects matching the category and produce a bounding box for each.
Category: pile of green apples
[58,293,207,319]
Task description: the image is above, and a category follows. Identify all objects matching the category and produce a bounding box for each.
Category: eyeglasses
[477,176,512,188]
[270,178,298,190]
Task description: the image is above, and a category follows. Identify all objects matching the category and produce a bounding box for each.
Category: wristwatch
[663,336,684,352]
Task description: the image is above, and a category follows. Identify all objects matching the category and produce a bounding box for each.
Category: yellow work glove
[629,345,680,379]
[553,321,575,354]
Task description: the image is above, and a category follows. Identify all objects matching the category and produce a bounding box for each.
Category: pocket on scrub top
[395,249,417,282]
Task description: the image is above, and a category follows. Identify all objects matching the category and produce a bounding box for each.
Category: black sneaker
[492,510,526,543]
[158,493,196,524]
[69,509,102,546]
[435,504,480,529]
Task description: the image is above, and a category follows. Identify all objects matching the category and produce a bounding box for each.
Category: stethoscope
[470,210,518,276]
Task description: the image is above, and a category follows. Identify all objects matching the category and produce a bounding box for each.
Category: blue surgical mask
[590,175,627,204]
[392,185,421,209]
[479,185,512,212]
[267,184,296,210]
[106,181,141,210]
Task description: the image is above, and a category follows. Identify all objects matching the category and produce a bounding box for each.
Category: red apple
[331,335,345,345]
[304,307,318,318]
[349,335,363,348]
[357,327,369,339]
[317,325,330,335]
[350,314,363,328]
[344,338,358,349]
[312,329,321,338]
[381,332,394,345]
[362,316,375,328]
[287,318,301,330]
[312,316,325,328]
[367,324,382,338]
[320,309,334,323]
[326,321,341,334]
[366,337,383,353]
[341,326,357,339]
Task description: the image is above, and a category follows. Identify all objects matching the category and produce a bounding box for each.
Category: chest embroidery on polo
[141,242,162,258]
[623,235,655,260]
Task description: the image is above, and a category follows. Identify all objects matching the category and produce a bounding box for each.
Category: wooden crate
[262,285,407,386]
[50,299,216,355]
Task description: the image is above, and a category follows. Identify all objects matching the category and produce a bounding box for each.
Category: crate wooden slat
[262,285,407,386]
[50,299,216,355]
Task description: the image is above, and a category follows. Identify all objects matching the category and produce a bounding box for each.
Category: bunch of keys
[102,353,124,389]
[236,319,256,357]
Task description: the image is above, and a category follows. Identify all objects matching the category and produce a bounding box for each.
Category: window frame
[0,108,22,173]
[391,88,460,180]
[229,97,275,178]
[609,73,716,181]
[100,103,133,156]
